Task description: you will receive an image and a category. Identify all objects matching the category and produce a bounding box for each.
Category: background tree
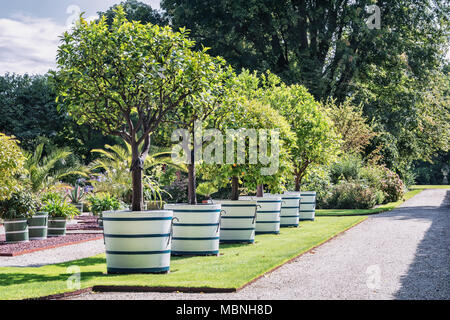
[53,7,226,210]
[98,0,167,26]
[0,73,117,162]
[0,133,26,201]
[162,0,449,182]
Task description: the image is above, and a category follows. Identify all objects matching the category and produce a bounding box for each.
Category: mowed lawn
[0,215,365,300]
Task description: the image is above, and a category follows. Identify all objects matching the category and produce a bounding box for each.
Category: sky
[0,0,161,74]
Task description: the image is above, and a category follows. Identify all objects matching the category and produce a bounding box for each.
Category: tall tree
[53,7,227,210]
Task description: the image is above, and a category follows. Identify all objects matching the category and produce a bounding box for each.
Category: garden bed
[67,216,101,231]
[0,233,103,257]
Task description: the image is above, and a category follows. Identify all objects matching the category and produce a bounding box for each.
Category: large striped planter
[264,193,301,227]
[103,210,173,274]
[213,200,257,244]
[27,212,48,240]
[47,217,67,237]
[164,204,221,256]
[299,191,316,221]
[241,196,282,234]
[4,219,29,243]
[281,192,301,227]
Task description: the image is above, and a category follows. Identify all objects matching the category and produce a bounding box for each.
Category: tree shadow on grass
[0,271,103,287]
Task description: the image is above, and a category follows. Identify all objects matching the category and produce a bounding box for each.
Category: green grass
[409,185,450,190]
[0,215,365,300]
[316,188,424,217]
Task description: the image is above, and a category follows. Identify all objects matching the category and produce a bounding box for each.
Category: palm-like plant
[89,142,186,203]
[24,144,89,194]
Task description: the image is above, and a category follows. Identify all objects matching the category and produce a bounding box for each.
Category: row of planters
[0,192,79,243]
[51,8,327,274]
[102,190,316,274]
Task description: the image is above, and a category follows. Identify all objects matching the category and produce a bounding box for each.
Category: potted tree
[163,63,231,256]
[53,7,228,272]
[0,191,40,243]
[203,95,294,240]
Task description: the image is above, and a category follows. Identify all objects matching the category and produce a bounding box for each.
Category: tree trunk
[295,174,301,192]
[256,184,264,197]
[130,141,144,211]
[231,176,239,201]
[131,166,144,211]
[187,149,197,205]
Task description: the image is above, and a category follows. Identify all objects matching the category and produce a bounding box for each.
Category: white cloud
[0,15,66,75]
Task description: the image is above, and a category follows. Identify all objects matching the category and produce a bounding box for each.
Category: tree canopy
[53,7,229,210]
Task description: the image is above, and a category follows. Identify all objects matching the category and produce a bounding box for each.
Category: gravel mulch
[0,233,103,257]
[67,216,102,231]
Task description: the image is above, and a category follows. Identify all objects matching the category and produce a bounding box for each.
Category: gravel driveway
[70,188,449,300]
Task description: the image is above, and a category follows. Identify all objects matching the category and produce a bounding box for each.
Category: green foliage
[0,74,115,162]
[162,0,449,178]
[330,155,363,184]
[323,181,382,210]
[89,142,182,204]
[196,182,218,199]
[87,194,121,216]
[53,6,231,210]
[23,143,88,194]
[42,198,79,219]
[0,133,26,201]
[66,185,86,204]
[0,191,41,220]
[326,98,377,156]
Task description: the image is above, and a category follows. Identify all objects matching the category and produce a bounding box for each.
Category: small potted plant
[196,182,218,204]
[42,194,79,237]
[88,193,121,227]
[0,191,41,243]
[66,184,86,214]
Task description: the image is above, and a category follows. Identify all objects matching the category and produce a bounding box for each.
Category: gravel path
[70,188,449,300]
[0,239,105,267]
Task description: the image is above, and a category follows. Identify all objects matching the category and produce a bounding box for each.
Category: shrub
[300,165,333,209]
[162,179,189,204]
[379,167,405,202]
[0,191,41,219]
[323,181,380,209]
[330,155,362,184]
[42,198,79,219]
[87,193,121,216]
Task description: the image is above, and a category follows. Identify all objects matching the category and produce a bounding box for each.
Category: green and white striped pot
[47,217,67,237]
[103,210,173,274]
[278,192,301,227]
[299,191,316,221]
[241,196,282,234]
[3,219,29,243]
[213,200,257,244]
[27,212,48,240]
[164,204,221,256]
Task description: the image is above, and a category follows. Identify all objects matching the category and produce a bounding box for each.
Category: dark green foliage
[0,191,41,219]
[0,73,117,162]
[322,181,383,209]
[98,0,167,26]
